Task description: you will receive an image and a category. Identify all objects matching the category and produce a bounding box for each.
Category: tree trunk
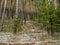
[13,0,18,34]
[0,0,4,19]
[0,0,7,32]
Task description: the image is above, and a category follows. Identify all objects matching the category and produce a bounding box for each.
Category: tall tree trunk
[21,0,24,25]
[23,0,26,24]
[0,0,4,19]
[13,0,18,33]
[0,0,7,32]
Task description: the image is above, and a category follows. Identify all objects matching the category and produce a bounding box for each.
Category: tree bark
[0,0,4,19]
[13,0,18,33]
[0,0,7,32]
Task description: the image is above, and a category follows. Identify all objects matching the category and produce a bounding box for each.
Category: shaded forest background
[0,0,60,36]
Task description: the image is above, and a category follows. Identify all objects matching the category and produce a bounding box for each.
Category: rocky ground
[0,32,60,45]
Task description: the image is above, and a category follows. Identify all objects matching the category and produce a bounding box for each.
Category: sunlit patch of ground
[0,32,60,45]
[0,43,34,45]
[0,43,60,45]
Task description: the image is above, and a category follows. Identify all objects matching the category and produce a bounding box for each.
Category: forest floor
[0,21,60,45]
[0,32,60,45]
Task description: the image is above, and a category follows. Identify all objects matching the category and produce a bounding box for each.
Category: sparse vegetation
[0,0,60,45]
